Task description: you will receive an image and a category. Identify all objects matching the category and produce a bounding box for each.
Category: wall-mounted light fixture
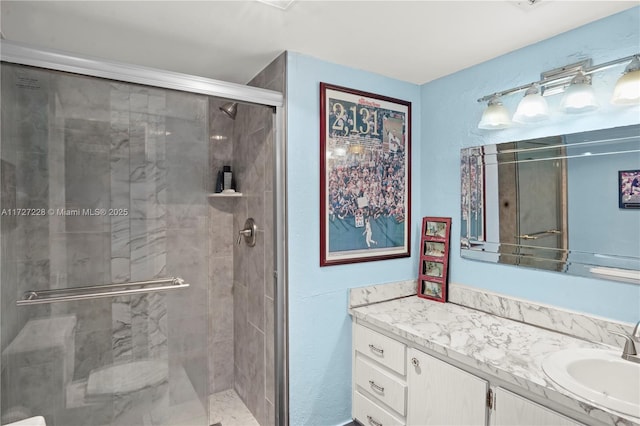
[478,96,511,130]
[477,53,640,129]
[611,56,640,105]
[513,84,549,123]
[560,71,599,114]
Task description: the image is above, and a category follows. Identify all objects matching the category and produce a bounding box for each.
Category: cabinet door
[491,388,583,426]
[407,348,488,425]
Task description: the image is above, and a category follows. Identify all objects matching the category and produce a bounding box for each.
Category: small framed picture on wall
[619,169,640,209]
[417,217,451,303]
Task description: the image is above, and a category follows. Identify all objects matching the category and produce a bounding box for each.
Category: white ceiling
[1,1,637,85]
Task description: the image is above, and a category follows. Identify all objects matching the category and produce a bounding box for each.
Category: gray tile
[65,232,111,286]
[247,194,265,235]
[73,328,114,380]
[210,258,234,343]
[111,214,131,257]
[264,131,274,192]
[8,361,60,420]
[210,389,259,426]
[167,203,207,229]
[110,156,131,208]
[166,91,207,122]
[130,219,167,280]
[248,53,286,94]
[14,215,49,261]
[265,398,275,426]
[246,324,265,425]
[109,83,130,112]
[233,362,249,406]
[15,151,48,205]
[129,91,150,113]
[265,296,275,405]
[233,281,248,380]
[16,259,50,294]
[209,206,234,257]
[247,233,265,331]
[264,191,275,300]
[52,72,111,122]
[131,294,150,359]
[147,292,168,359]
[63,118,111,232]
[211,339,234,393]
[112,298,133,362]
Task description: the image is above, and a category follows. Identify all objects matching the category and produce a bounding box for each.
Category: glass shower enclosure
[0,42,285,426]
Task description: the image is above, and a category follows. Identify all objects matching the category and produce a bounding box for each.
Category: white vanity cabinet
[352,322,407,426]
[407,347,488,425]
[352,320,587,426]
[490,388,582,426]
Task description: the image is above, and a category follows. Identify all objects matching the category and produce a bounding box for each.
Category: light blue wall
[286,7,639,426]
[421,7,640,322]
[286,52,421,426]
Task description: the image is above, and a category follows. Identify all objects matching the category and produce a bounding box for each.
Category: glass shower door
[0,63,209,426]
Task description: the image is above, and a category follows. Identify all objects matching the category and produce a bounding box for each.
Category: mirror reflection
[460,124,640,284]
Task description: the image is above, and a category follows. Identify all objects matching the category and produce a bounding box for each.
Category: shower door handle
[237,218,257,247]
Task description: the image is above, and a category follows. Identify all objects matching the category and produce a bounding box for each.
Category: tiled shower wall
[206,53,284,426]
[207,53,284,426]
[233,53,285,426]
[1,63,208,425]
[207,99,236,393]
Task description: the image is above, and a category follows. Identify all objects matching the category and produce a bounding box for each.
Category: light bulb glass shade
[478,100,511,130]
[611,69,640,105]
[513,92,549,123]
[561,82,599,113]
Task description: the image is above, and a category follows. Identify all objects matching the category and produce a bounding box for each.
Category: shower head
[220,102,238,120]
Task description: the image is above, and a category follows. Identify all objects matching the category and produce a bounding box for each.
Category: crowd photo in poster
[320,83,411,266]
[460,147,484,242]
[619,169,640,209]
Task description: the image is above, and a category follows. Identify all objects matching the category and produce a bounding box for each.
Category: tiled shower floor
[209,389,259,426]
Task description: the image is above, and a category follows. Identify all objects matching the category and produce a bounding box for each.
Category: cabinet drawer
[355,356,407,415]
[354,323,406,375]
[354,390,405,426]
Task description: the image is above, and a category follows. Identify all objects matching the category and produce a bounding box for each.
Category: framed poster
[619,169,640,209]
[417,217,451,303]
[320,83,411,266]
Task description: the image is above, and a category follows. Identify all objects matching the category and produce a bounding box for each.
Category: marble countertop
[350,296,638,426]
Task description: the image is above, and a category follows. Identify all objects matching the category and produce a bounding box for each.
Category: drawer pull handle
[368,344,384,355]
[367,415,383,426]
[411,357,420,367]
[369,380,384,393]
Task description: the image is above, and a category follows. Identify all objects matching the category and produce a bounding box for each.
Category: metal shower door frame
[0,40,289,426]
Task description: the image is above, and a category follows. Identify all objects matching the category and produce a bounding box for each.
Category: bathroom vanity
[349,282,639,426]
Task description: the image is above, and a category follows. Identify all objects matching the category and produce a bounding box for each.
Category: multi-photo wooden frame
[417,217,451,303]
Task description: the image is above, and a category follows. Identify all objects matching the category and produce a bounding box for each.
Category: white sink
[542,348,640,418]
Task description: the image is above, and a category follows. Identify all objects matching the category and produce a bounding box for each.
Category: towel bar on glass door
[16,277,189,306]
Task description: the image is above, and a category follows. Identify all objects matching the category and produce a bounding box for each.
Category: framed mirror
[460,124,640,284]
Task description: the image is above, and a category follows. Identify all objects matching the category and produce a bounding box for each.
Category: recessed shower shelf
[207,193,244,198]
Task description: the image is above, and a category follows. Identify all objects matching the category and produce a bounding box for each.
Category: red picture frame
[320,83,411,266]
[417,217,451,303]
